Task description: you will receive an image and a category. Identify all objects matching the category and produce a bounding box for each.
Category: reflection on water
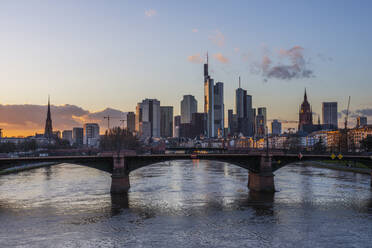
[0,161,372,247]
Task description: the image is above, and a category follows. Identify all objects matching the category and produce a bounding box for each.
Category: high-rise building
[213,82,224,137]
[173,115,181,137]
[356,116,367,128]
[256,107,267,138]
[72,127,84,147]
[136,99,161,138]
[181,95,197,124]
[126,112,136,133]
[62,130,73,144]
[235,77,255,137]
[204,54,215,138]
[322,102,338,129]
[84,123,100,147]
[160,106,173,138]
[298,89,313,131]
[271,119,282,135]
[44,96,53,141]
[191,113,205,138]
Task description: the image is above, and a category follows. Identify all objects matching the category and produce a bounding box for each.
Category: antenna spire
[239,76,241,88]
[206,51,208,65]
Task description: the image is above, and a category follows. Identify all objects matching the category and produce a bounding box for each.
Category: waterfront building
[322,102,338,129]
[271,119,282,135]
[83,123,100,147]
[62,130,73,144]
[126,112,136,133]
[160,106,173,138]
[135,99,161,138]
[181,95,197,124]
[72,127,84,147]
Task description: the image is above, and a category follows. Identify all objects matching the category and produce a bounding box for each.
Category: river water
[0,160,372,247]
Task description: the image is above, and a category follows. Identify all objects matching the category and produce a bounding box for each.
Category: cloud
[213,53,229,63]
[234,47,240,52]
[145,9,157,17]
[209,30,225,47]
[252,46,314,81]
[187,54,203,63]
[192,28,198,33]
[355,108,372,116]
[0,104,127,136]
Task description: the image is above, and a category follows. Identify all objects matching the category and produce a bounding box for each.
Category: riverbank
[0,162,60,175]
[302,161,371,175]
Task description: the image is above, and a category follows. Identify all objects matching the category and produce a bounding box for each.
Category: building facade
[180,95,197,124]
[160,106,173,138]
[213,82,224,137]
[322,102,338,129]
[356,116,367,128]
[126,112,136,133]
[62,130,73,144]
[298,89,313,132]
[83,123,100,147]
[135,99,161,138]
[271,119,282,135]
[256,107,267,138]
[72,127,84,147]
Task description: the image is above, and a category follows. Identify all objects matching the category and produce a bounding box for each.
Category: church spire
[44,95,53,141]
[304,88,308,102]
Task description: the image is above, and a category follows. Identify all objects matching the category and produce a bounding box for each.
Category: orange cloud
[187,54,203,63]
[192,28,199,33]
[213,53,229,63]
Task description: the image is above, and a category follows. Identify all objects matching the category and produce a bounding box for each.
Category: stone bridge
[1,154,371,194]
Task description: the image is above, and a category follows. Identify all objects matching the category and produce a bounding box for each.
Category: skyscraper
[136,99,161,138]
[181,95,197,124]
[322,102,338,129]
[83,123,100,147]
[173,115,181,138]
[126,112,136,133]
[44,96,53,141]
[62,130,73,144]
[256,107,267,138]
[214,82,224,137]
[72,127,84,147]
[160,106,173,138]
[235,77,255,137]
[204,54,215,137]
[298,89,313,131]
[271,119,282,135]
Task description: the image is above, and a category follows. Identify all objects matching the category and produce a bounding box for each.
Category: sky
[0,0,372,136]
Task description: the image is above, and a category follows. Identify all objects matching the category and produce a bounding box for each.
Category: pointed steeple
[304,88,308,102]
[44,95,53,141]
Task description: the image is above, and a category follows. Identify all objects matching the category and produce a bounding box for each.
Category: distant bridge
[1,153,371,193]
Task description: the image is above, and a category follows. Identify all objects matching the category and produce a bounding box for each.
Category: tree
[360,135,372,152]
[100,127,140,153]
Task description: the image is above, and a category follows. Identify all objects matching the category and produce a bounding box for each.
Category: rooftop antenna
[239,76,241,88]
[206,51,209,65]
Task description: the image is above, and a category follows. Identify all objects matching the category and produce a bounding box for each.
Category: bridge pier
[248,156,275,193]
[110,156,130,194]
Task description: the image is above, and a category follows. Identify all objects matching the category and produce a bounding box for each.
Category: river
[0,160,372,247]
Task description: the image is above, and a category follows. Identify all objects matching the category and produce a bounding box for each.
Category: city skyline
[1,1,372,136]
